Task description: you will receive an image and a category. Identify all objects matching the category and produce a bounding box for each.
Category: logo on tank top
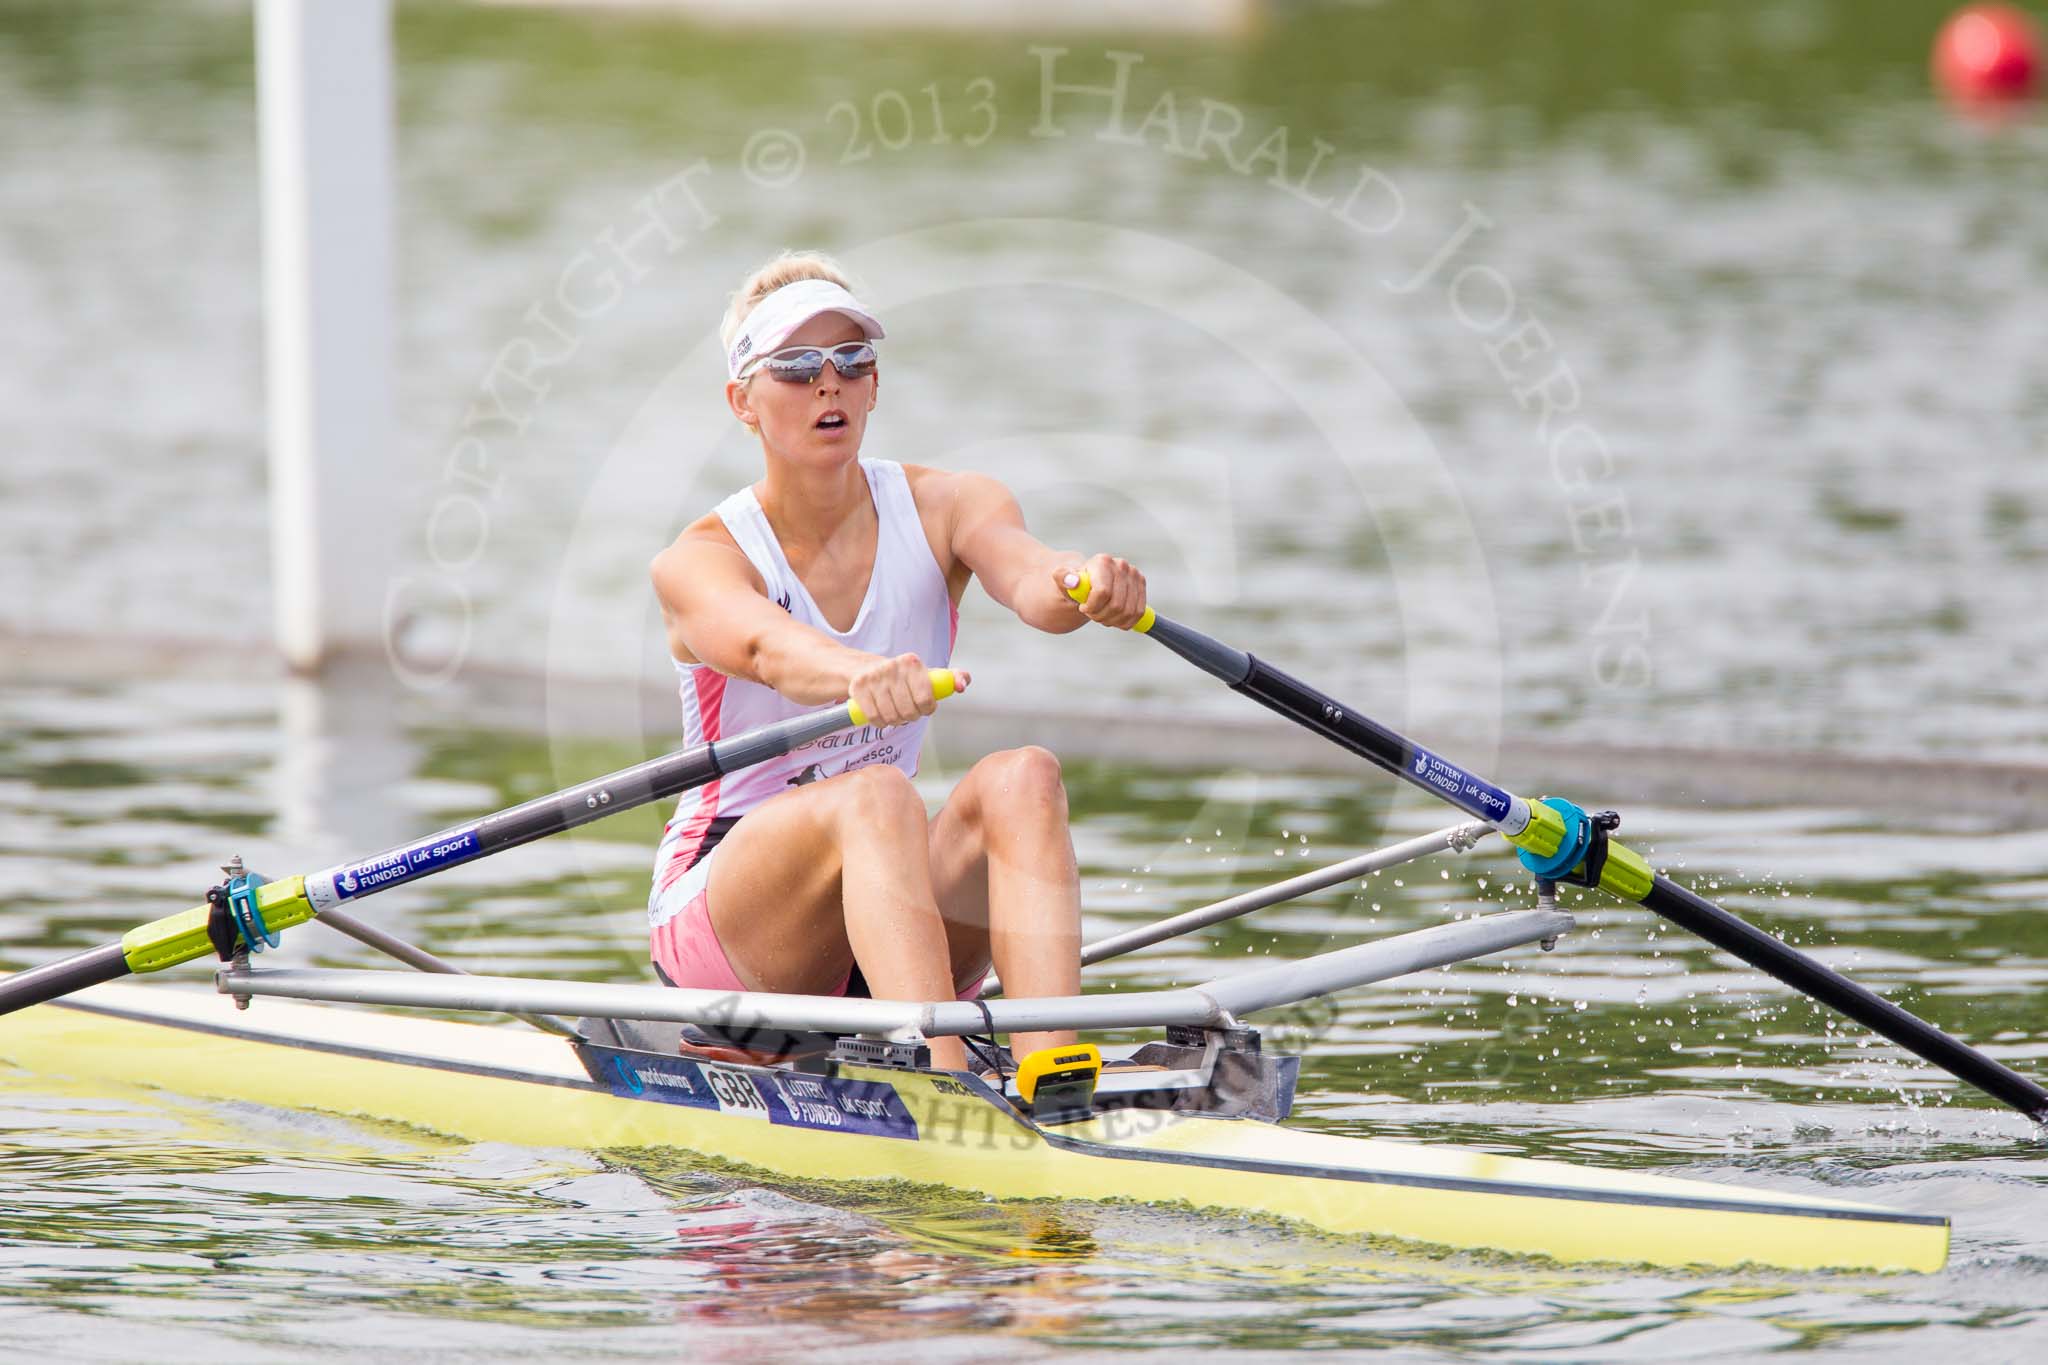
[787,764,827,787]
[775,590,792,612]
[841,747,897,773]
[816,724,887,749]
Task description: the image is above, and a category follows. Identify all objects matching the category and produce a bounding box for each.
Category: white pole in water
[256,0,398,671]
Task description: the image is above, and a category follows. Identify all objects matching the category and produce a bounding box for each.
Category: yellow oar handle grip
[846,669,962,728]
[1065,573,1156,633]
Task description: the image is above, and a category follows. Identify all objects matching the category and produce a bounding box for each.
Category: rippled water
[6,0,2048,1357]
[3,672,2046,1358]
[3,1,2046,757]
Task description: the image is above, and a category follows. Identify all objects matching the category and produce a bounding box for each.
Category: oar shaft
[0,671,960,1017]
[1112,591,2048,1122]
[1137,614,1535,833]
[300,733,712,912]
[303,673,954,914]
[0,942,129,1014]
[1236,655,1527,831]
[296,695,922,918]
[1643,877,2048,1119]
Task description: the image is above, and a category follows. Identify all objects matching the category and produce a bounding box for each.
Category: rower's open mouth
[816,411,848,429]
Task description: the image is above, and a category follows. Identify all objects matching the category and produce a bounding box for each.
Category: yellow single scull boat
[0,969,1950,1273]
[5,604,2026,1276]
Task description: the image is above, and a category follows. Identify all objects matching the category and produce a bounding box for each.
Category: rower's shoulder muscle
[902,465,1026,541]
[650,511,758,593]
[902,464,1015,598]
[903,463,1011,505]
[650,515,769,668]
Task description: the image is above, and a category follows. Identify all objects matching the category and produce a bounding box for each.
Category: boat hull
[0,981,1949,1273]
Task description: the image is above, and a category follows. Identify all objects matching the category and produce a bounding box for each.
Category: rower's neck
[756,459,871,551]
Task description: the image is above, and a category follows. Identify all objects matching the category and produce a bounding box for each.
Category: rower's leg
[928,746,1082,1061]
[704,765,969,1070]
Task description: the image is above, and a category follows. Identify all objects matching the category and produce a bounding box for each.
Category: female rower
[647,251,1148,1072]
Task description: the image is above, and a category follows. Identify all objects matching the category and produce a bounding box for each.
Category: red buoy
[1934,4,2042,103]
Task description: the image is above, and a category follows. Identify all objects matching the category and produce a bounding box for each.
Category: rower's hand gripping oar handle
[846,669,963,728]
[1065,575,1156,634]
[1066,577,1636,891]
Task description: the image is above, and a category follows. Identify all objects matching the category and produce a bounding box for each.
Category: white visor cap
[727,278,885,380]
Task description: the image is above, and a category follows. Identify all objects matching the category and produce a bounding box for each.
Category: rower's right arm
[650,531,858,702]
[650,529,954,725]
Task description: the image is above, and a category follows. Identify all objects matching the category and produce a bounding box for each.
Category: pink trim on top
[691,665,730,743]
[658,669,729,890]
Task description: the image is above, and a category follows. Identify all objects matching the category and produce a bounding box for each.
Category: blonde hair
[718,250,861,355]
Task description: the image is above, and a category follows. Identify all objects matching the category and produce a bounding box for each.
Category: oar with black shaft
[0,672,962,1017]
[1069,579,2048,1123]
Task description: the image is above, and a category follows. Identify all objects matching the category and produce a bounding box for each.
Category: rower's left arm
[929,469,1145,633]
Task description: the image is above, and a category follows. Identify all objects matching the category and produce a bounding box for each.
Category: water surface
[2,673,2045,1358]
[2,0,2044,756]
[5,0,2047,1357]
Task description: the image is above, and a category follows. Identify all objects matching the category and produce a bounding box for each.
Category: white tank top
[652,459,956,899]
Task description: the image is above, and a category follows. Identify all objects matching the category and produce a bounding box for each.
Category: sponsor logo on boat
[591,1047,919,1140]
[704,1065,771,1116]
[772,1074,849,1127]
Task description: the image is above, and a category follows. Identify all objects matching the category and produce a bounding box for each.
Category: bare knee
[964,746,1067,824]
[829,762,926,829]
[995,744,1064,794]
